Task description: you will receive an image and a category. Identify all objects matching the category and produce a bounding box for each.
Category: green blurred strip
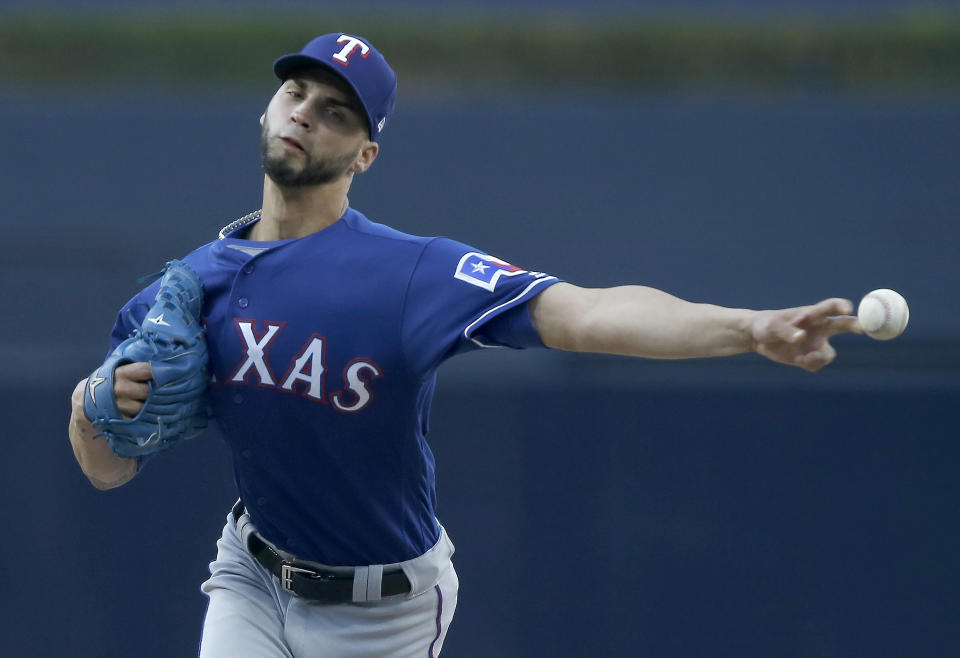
[1,12,959,91]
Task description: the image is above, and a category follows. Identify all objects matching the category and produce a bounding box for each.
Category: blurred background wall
[2,1,958,657]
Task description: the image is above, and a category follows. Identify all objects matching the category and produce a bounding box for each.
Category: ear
[259,113,265,127]
[351,141,380,174]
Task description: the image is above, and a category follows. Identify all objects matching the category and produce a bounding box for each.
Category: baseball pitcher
[68,33,862,657]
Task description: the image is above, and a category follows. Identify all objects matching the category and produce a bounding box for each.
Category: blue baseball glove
[83,260,210,458]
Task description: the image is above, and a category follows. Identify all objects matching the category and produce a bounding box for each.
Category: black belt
[231,500,411,602]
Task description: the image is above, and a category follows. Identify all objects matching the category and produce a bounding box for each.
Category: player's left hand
[83,259,210,457]
[751,298,862,372]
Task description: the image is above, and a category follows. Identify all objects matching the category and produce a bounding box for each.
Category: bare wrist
[741,309,760,354]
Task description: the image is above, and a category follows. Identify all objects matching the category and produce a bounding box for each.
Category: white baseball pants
[198,513,458,658]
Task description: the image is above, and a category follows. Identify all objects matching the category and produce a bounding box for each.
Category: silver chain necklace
[218,209,262,240]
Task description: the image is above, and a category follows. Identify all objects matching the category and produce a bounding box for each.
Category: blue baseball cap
[273,33,397,142]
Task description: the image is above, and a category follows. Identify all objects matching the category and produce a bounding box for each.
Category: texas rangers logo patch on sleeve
[454,252,527,292]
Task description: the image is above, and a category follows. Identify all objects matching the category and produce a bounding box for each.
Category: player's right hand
[751,298,861,372]
[113,362,153,419]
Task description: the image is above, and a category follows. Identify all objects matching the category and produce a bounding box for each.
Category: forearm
[69,379,137,490]
[537,284,757,359]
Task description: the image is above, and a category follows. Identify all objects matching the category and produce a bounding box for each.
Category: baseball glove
[83,259,210,458]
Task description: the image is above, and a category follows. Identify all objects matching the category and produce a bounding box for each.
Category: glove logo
[88,373,106,404]
[146,313,172,326]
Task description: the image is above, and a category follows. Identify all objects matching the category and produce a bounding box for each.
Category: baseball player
[67,33,862,657]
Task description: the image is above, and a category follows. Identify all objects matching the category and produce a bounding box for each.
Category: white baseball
[857,289,909,340]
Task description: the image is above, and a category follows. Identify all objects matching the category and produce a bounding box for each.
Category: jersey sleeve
[401,237,562,374]
[105,280,161,357]
[104,245,212,356]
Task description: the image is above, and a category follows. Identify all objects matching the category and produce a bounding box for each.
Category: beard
[260,125,359,187]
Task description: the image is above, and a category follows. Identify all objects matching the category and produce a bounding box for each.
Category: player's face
[260,70,373,187]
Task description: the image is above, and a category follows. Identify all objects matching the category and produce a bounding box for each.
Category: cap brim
[273,54,375,140]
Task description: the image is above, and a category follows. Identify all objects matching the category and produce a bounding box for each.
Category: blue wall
[2,90,957,656]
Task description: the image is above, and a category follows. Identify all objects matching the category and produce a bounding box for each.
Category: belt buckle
[281,563,318,592]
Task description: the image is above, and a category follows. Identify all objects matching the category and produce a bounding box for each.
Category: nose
[289,105,311,130]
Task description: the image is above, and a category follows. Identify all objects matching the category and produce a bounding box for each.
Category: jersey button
[243,264,255,274]
[257,497,267,506]
[238,297,249,308]
[240,449,252,458]
[233,394,243,404]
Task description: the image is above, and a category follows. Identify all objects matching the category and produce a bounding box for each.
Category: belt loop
[236,514,256,551]
[352,566,370,602]
[366,564,383,601]
[230,498,244,523]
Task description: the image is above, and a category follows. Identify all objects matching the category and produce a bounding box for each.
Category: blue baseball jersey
[109,208,561,566]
